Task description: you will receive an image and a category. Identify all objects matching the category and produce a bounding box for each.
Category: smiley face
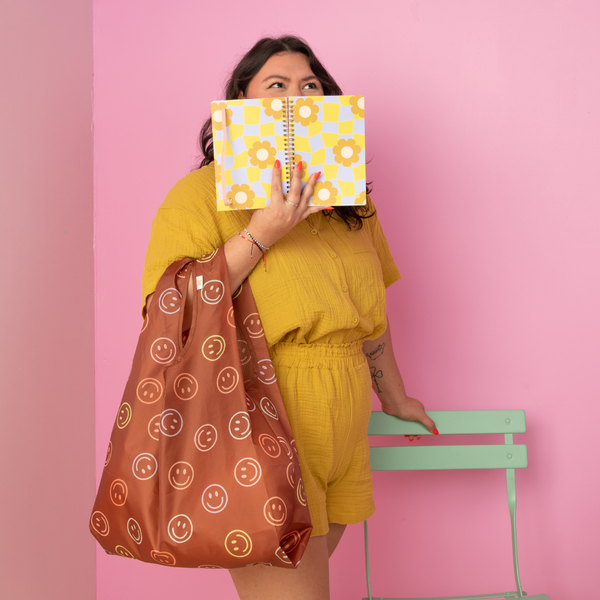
[227,306,236,328]
[257,359,277,385]
[260,397,279,420]
[158,287,182,314]
[290,439,299,458]
[150,550,176,566]
[173,373,198,401]
[109,479,128,506]
[217,367,240,394]
[234,457,262,487]
[286,462,296,488]
[168,514,193,544]
[104,441,113,467]
[136,378,163,404]
[194,424,217,452]
[296,478,307,506]
[201,280,225,305]
[127,518,143,545]
[150,338,177,364]
[259,433,281,459]
[115,545,135,558]
[225,530,252,558]
[229,412,252,440]
[238,339,251,365]
[245,394,256,412]
[132,453,158,480]
[197,250,218,263]
[148,413,161,441]
[198,564,225,569]
[140,313,149,333]
[117,402,132,429]
[201,484,228,513]
[90,511,110,536]
[168,461,194,490]
[159,408,183,437]
[263,496,287,526]
[231,282,243,299]
[202,335,226,361]
[275,545,292,564]
[278,436,292,459]
[280,531,301,555]
[243,313,264,338]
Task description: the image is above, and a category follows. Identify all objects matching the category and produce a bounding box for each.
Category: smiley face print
[245,394,256,412]
[257,359,277,385]
[238,339,251,365]
[225,530,252,559]
[259,433,281,459]
[150,338,177,364]
[104,441,113,467]
[115,545,135,559]
[196,250,218,263]
[194,423,218,452]
[109,479,128,506]
[278,436,292,459]
[201,484,228,513]
[296,478,307,506]
[168,514,193,544]
[275,545,292,565]
[168,461,194,491]
[286,461,296,488]
[229,412,252,440]
[136,378,163,404]
[280,531,301,555]
[260,397,279,420]
[132,453,158,480]
[234,457,262,487]
[90,511,110,537]
[159,408,183,437]
[127,518,143,545]
[150,550,176,566]
[202,335,226,361]
[173,373,198,401]
[201,280,225,305]
[117,402,132,429]
[263,497,287,526]
[217,367,240,394]
[243,313,264,338]
[148,413,161,441]
[158,287,182,314]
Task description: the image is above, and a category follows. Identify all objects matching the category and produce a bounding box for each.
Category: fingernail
[433,428,439,435]
[296,161,302,171]
[314,171,321,181]
[408,438,414,443]
[325,206,334,210]
[274,159,280,169]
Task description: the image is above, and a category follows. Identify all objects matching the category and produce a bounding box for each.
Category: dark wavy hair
[196,35,374,230]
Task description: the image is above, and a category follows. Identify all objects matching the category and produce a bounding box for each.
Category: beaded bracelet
[237,230,269,272]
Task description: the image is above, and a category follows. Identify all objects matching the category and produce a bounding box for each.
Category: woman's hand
[247,159,329,248]
[381,395,438,441]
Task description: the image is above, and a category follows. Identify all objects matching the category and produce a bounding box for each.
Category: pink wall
[0,0,96,598]
[94,1,600,599]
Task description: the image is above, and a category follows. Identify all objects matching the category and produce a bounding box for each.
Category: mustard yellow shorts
[270,341,376,537]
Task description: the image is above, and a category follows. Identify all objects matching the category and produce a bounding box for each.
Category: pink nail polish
[296,161,302,171]
[433,428,439,435]
[314,171,321,181]
[274,159,280,169]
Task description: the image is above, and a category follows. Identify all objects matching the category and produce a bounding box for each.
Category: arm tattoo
[365,342,385,361]
[370,366,383,394]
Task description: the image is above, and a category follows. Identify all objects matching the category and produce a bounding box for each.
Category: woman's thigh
[229,534,331,600]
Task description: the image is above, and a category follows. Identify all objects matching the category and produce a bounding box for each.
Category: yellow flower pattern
[312,181,340,206]
[227,184,255,209]
[354,191,367,205]
[212,103,232,131]
[261,97,284,119]
[332,138,361,167]
[294,97,319,126]
[349,96,365,118]
[248,140,277,169]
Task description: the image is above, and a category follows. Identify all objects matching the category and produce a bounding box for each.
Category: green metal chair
[363,410,551,600]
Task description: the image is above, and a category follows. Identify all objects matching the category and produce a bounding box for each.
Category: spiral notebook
[211,95,365,211]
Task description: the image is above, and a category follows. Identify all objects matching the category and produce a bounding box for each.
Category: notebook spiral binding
[283,97,296,194]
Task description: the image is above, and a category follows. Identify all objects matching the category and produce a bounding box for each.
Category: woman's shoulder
[160,165,216,218]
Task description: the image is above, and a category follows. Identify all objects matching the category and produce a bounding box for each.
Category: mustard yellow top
[142,166,401,348]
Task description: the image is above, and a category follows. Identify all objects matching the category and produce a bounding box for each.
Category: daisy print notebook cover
[211,95,366,211]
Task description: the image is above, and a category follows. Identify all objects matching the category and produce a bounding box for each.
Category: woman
[143,35,437,600]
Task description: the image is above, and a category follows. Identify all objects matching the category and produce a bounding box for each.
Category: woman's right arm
[147,160,327,328]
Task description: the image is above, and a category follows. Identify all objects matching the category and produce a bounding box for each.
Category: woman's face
[240,52,324,99]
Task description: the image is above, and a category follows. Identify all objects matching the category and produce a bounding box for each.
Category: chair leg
[506,467,524,597]
[364,520,373,600]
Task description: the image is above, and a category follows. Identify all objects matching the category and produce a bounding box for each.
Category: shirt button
[330,252,337,259]
[310,229,318,235]
[342,285,348,292]
[352,316,358,325]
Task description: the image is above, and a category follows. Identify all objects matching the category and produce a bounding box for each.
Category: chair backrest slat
[369,444,528,471]
[368,410,526,436]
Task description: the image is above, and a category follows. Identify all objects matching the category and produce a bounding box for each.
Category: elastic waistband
[269,341,366,369]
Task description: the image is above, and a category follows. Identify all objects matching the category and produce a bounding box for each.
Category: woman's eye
[303,82,318,89]
[268,82,284,89]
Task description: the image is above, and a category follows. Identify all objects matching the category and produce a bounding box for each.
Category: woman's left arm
[363,314,438,436]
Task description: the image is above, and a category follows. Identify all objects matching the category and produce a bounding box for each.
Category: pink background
[4,0,595,598]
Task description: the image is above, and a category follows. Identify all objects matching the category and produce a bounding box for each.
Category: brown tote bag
[90,248,312,568]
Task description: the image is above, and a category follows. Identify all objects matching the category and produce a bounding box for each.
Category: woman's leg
[229,534,331,600]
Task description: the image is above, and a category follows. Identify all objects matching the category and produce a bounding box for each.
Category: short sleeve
[363,194,402,288]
